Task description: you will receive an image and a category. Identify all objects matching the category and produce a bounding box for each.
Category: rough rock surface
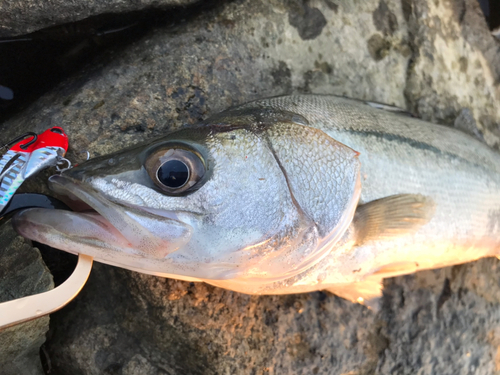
[0,0,200,38]
[1,0,500,374]
[404,0,500,148]
[0,221,53,375]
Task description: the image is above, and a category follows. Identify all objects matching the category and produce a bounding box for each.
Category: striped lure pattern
[0,127,68,212]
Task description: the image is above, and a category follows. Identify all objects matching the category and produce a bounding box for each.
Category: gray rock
[0,221,53,375]
[0,0,200,38]
[45,264,377,374]
[1,0,500,374]
[379,259,500,374]
[404,0,500,147]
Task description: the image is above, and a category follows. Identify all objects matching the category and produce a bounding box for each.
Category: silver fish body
[13,95,500,304]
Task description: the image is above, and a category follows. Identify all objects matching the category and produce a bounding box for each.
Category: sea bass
[12,95,500,305]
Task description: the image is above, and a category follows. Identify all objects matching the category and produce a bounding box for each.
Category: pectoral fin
[353,194,435,245]
[371,261,419,277]
[325,279,383,310]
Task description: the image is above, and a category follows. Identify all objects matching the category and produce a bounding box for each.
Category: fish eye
[145,148,206,194]
[158,160,189,188]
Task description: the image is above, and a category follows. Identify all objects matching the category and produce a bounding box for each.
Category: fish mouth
[12,174,193,260]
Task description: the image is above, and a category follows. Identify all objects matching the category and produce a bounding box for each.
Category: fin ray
[354,194,435,245]
[325,279,383,310]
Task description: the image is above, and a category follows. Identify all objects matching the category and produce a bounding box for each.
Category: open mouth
[12,174,193,259]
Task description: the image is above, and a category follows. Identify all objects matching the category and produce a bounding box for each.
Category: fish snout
[19,175,194,259]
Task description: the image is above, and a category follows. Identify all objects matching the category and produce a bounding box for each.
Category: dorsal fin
[363,100,414,117]
[453,108,485,142]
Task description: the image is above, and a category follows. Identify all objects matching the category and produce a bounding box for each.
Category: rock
[0,220,53,375]
[45,264,377,374]
[404,0,500,148]
[1,0,413,160]
[1,0,500,373]
[0,0,200,38]
[379,259,500,374]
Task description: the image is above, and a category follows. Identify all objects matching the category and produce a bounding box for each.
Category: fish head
[13,110,361,284]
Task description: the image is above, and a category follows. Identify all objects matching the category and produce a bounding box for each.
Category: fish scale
[231,96,500,299]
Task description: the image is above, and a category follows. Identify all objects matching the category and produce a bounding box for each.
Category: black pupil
[157,160,189,188]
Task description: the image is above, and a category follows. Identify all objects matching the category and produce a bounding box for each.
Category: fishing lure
[0,126,69,213]
[0,127,93,330]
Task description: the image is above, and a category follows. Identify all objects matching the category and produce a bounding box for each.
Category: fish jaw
[13,174,193,260]
[13,208,136,255]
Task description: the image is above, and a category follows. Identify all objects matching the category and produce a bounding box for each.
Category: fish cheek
[196,129,298,260]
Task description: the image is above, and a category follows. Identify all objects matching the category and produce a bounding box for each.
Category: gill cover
[208,108,361,280]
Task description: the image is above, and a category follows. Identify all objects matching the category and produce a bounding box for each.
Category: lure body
[0,127,68,212]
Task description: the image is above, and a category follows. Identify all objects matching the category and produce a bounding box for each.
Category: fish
[12,95,500,306]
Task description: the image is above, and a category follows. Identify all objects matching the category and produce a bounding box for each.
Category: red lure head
[10,127,69,155]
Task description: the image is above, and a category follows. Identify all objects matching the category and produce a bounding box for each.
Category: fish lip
[48,174,120,212]
[48,174,174,219]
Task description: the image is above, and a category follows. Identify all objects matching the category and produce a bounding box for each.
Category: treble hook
[56,157,72,173]
[79,150,90,161]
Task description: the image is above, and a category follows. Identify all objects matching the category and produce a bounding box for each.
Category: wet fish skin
[235,96,500,301]
[12,95,500,305]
